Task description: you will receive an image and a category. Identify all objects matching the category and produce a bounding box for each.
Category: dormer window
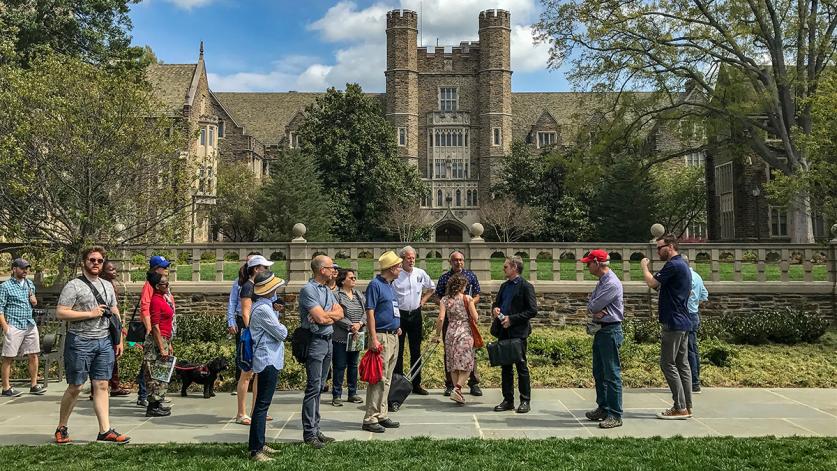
[537,131,556,148]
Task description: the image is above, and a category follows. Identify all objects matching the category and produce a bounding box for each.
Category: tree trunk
[789,193,815,243]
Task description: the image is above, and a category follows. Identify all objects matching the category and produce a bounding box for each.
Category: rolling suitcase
[387,340,439,408]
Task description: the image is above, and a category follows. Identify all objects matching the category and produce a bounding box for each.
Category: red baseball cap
[580,249,609,263]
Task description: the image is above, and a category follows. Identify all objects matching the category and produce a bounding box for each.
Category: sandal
[235,415,252,425]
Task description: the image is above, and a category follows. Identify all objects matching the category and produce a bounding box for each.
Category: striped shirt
[334,289,366,343]
[0,278,36,330]
[249,297,288,374]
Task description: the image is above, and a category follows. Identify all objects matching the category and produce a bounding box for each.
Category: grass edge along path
[1,437,835,470]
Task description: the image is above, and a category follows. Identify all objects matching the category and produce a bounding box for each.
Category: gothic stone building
[150,9,713,242]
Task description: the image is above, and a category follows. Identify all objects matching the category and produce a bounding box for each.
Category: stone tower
[478,9,512,201]
[385,9,419,167]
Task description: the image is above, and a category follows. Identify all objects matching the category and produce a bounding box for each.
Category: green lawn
[130,259,829,282]
[1,438,834,470]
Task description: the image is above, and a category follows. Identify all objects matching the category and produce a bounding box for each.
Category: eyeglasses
[347,276,357,281]
[88,258,105,264]
[324,266,339,270]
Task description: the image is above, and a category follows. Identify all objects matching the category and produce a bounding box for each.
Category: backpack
[238,327,255,371]
[290,326,312,363]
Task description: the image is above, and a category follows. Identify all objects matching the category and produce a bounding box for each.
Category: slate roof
[146,63,198,116]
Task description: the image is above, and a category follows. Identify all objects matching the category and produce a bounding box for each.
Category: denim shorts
[64,332,115,385]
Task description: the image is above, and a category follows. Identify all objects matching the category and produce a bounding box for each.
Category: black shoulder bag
[77,276,122,346]
[125,302,148,343]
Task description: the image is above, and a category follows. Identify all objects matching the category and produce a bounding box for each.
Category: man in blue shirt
[642,234,693,420]
[298,255,344,448]
[362,251,403,433]
[685,259,709,393]
[0,258,44,397]
[435,250,482,397]
[581,250,624,429]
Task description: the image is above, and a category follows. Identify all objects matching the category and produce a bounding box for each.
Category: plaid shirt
[0,278,36,330]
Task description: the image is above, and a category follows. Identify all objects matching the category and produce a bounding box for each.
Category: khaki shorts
[2,324,40,357]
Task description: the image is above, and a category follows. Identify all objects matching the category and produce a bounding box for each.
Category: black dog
[175,357,229,398]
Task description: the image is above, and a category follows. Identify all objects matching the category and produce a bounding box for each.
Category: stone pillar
[830,224,836,318]
[288,223,310,282]
[467,223,491,283]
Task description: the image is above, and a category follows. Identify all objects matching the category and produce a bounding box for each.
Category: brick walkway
[1,387,835,444]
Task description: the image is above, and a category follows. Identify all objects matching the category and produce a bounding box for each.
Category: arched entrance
[435,222,465,242]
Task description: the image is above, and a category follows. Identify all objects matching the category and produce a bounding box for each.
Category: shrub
[700,339,737,368]
[625,318,660,344]
[697,318,730,341]
[724,306,829,345]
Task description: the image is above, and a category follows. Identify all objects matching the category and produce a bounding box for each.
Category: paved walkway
[1,387,835,444]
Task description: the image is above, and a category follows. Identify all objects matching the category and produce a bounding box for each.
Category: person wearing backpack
[246,271,288,462]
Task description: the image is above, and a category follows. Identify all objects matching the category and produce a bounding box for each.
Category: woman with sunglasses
[143,273,175,417]
[330,268,366,407]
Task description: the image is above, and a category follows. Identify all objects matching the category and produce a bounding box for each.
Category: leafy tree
[480,197,541,242]
[535,0,837,242]
[211,161,259,242]
[0,0,142,67]
[0,53,189,279]
[254,150,334,242]
[588,158,657,241]
[652,164,707,239]
[296,83,426,240]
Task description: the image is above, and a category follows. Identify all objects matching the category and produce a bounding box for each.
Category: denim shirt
[249,297,288,374]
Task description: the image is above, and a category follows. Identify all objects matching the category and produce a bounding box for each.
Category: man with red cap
[580,249,624,429]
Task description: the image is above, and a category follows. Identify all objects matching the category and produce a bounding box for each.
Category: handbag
[487,337,524,367]
[77,276,122,346]
[125,303,147,343]
[469,317,484,349]
[290,326,312,363]
[359,347,383,385]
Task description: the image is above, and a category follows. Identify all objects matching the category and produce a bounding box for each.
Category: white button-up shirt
[392,267,435,312]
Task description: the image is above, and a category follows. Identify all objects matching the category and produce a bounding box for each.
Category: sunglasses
[88,258,105,264]
[347,276,357,280]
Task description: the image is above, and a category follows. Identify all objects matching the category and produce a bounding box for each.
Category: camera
[101,307,113,318]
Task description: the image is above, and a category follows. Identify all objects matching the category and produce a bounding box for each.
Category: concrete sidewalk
[1,387,835,445]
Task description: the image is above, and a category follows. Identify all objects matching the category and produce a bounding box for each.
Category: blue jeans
[249,365,280,455]
[592,324,624,419]
[331,340,360,399]
[302,335,332,440]
[136,364,147,400]
[688,312,700,387]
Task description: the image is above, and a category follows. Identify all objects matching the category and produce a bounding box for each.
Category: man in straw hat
[361,250,403,433]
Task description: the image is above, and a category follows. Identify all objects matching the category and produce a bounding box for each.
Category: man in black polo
[490,256,538,414]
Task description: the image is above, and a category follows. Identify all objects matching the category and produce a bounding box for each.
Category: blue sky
[128,0,573,92]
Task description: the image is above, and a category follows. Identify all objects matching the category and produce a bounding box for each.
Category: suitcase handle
[405,339,440,382]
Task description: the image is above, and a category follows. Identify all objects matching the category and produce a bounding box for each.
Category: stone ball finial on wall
[650,223,666,238]
[470,222,484,239]
[831,223,837,241]
[292,223,307,242]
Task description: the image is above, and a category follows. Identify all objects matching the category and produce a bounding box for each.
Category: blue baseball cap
[149,255,171,269]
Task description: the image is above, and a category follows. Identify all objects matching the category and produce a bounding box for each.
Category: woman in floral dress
[433,274,478,404]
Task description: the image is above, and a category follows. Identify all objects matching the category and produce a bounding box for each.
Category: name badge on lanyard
[392,299,400,318]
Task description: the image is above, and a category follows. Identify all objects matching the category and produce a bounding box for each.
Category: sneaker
[1,388,22,398]
[362,423,385,433]
[599,416,623,429]
[443,386,453,397]
[585,407,607,422]
[317,432,336,443]
[136,398,149,407]
[331,398,343,407]
[305,437,326,448]
[251,451,273,462]
[656,407,691,420]
[692,384,702,393]
[347,395,363,403]
[231,391,237,396]
[261,445,279,455]
[389,402,400,412]
[96,428,130,444]
[29,385,47,395]
[54,425,70,444]
[146,403,171,417]
[379,418,400,428]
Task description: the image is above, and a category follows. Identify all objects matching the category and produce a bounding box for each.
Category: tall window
[439,87,458,112]
[209,127,215,146]
[288,131,300,149]
[715,162,734,239]
[455,189,461,207]
[769,206,788,237]
[218,120,225,138]
[200,128,206,146]
[436,190,443,207]
[537,131,556,148]
[398,127,407,147]
[493,128,501,146]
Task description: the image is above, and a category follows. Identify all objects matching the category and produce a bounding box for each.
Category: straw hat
[254,271,286,296]
[378,251,402,270]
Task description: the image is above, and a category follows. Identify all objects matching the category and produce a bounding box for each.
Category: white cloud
[207,0,547,91]
[166,0,216,10]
